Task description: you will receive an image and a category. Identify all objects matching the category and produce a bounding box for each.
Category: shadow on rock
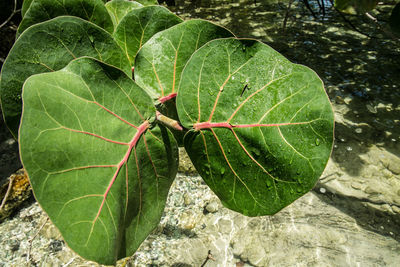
[313,184,400,243]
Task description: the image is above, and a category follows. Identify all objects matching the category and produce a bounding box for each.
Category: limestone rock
[205,200,219,213]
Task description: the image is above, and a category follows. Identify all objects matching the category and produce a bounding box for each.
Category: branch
[200,250,215,267]
[328,0,373,38]
[27,217,49,263]
[0,0,18,29]
[302,0,317,19]
[0,175,15,211]
[282,0,294,31]
[365,12,399,41]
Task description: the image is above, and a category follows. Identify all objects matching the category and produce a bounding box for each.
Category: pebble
[366,104,377,113]
[205,201,219,213]
[183,193,192,205]
[48,240,63,253]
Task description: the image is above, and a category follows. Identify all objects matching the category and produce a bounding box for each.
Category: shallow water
[162,1,400,266]
[0,0,399,266]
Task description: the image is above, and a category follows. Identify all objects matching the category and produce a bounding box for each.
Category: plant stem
[158,93,177,103]
[156,111,183,131]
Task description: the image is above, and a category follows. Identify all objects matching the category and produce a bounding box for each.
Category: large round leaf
[177,38,334,216]
[21,0,34,17]
[390,3,400,36]
[0,16,131,138]
[114,5,183,65]
[21,0,108,20]
[334,0,378,14]
[105,0,143,28]
[17,0,114,36]
[136,0,158,6]
[20,57,178,265]
[134,19,233,100]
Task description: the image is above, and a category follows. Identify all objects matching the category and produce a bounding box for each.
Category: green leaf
[105,0,143,28]
[136,0,158,6]
[17,0,114,36]
[135,19,233,101]
[114,5,182,65]
[21,0,34,17]
[0,16,131,138]
[20,57,178,265]
[390,3,400,36]
[334,0,378,14]
[177,38,334,216]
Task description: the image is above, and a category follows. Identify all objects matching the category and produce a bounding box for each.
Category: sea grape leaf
[177,38,334,216]
[114,6,182,65]
[19,57,178,265]
[136,0,158,6]
[334,0,378,14]
[390,3,400,36]
[105,0,143,28]
[0,16,131,138]
[21,0,33,17]
[134,19,233,101]
[17,0,114,36]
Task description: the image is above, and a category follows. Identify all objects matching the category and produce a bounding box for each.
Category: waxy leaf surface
[135,19,233,101]
[0,16,131,138]
[17,0,114,36]
[21,0,34,17]
[136,0,158,6]
[177,38,334,216]
[390,3,400,35]
[105,0,143,28]
[334,0,378,14]
[114,5,183,65]
[20,57,178,265]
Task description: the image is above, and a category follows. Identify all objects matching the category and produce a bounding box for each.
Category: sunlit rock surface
[1,169,399,266]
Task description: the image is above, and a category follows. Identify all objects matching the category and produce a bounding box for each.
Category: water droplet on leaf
[221,167,225,175]
[315,138,321,146]
[297,187,302,193]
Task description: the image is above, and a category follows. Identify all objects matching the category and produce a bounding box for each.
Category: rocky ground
[0,0,399,266]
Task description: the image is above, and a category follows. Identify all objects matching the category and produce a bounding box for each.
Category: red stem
[158,93,177,103]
